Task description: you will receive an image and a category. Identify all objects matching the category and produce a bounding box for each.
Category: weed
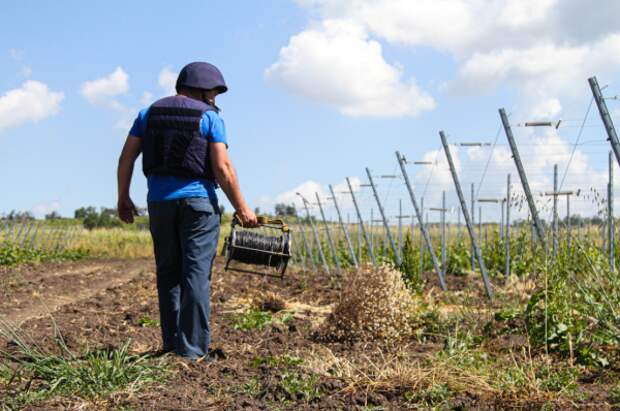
[233,307,273,331]
[279,371,321,403]
[137,316,160,328]
[610,382,620,405]
[524,242,620,366]
[0,323,169,410]
[536,365,579,393]
[242,377,262,397]
[280,312,294,325]
[0,242,88,267]
[404,383,451,406]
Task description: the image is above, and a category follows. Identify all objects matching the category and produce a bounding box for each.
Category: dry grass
[70,228,153,259]
[298,344,493,394]
[251,291,287,312]
[297,343,576,408]
[317,264,418,343]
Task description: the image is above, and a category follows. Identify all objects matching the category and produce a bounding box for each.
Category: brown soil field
[0,258,617,410]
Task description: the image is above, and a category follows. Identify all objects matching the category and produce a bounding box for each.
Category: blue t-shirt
[129,105,227,203]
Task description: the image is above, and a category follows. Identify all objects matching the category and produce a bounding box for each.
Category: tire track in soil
[0,258,153,326]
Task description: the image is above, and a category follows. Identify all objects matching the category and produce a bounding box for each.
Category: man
[116,61,258,359]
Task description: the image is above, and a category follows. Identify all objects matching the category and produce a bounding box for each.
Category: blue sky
[2,0,620,223]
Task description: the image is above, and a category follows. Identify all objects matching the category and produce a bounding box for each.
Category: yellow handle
[257,216,289,232]
[234,213,289,232]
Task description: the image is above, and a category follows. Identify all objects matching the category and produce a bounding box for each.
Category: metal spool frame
[224,216,292,278]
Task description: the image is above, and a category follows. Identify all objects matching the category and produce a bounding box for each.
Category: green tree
[274,203,297,217]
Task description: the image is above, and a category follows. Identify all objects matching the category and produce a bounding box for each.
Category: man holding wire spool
[116,61,258,360]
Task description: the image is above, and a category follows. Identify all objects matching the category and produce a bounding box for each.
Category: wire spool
[224,216,291,278]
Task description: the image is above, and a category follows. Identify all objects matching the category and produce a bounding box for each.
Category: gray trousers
[148,197,220,358]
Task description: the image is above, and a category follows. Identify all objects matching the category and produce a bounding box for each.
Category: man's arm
[117,135,142,223]
[210,142,258,227]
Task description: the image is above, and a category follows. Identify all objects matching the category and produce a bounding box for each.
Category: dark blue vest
[142,96,216,181]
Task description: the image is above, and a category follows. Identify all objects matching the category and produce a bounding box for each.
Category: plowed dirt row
[0,258,615,410]
[0,259,152,325]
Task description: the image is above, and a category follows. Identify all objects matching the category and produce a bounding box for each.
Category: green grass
[233,307,273,331]
[251,354,304,368]
[0,242,88,267]
[404,383,451,407]
[137,316,160,328]
[242,377,262,397]
[0,320,170,409]
[279,371,321,403]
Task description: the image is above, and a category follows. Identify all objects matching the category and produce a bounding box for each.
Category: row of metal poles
[290,157,616,268]
[288,76,620,301]
[0,220,79,252]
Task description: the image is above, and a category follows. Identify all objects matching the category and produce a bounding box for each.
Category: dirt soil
[0,258,616,410]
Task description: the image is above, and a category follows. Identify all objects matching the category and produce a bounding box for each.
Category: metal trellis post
[500,108,546,248]
[300,223,316,271]
[398,199,403,258]
[609,151,615,272]
[346,177,376,266]
[396,151,447,290]
[440,131,493,299]
[505,174,511,278]
[366,168,401,265]
[329,184,358,268]
[301,197,330,274]
[315,193,340,270]
[441,191,447,276]
[370,208,374,256]
[589,76,620,170]
[553,164,559,258]
[500,200,505,241]
[419,197,425,275]
[471,183,475,269]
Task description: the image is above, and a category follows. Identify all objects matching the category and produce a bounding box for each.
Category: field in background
[1,215,620,409]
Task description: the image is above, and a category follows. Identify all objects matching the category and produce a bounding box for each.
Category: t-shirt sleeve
[200,111,228,146]
[128,108,150,138]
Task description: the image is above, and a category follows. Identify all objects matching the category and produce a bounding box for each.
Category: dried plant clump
[252,291,288,313]
[318,265,417,342]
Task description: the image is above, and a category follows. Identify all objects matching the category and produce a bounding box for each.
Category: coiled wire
[228,229,290,270]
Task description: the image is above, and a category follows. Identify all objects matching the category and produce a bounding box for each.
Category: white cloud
[288,1,620,106]
[528,98,562,119]
[81,67,129,108]
[0,81,64,132]
[158,67,177,96]
[297,0,619,54]
[496,0,558,29]
[453,36,620,97]
[265,19,435,117]
[275,0,620,218]
[31,201,61,218]
[275,180,327,209]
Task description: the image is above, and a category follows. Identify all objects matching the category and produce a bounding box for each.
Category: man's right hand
[237,207,259,227]
[118,196,138,224]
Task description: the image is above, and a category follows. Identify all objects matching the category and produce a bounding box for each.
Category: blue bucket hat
[175,62,228,94]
